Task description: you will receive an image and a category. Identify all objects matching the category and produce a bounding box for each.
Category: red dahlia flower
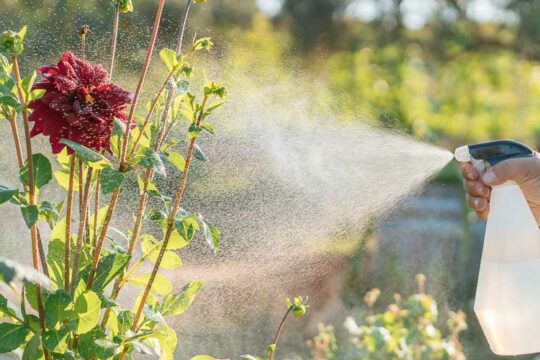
[29,51,131,154]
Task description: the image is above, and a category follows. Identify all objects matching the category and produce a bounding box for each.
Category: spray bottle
[455,139,540,355]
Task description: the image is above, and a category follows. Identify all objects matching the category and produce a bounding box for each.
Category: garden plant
[0,0,228,358]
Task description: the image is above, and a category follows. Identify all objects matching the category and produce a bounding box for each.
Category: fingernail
[483,170,497,185]
[473,198,483,209]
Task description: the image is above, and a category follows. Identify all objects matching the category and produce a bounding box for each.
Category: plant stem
[109,1,120,79]
[36,227,49,277]
[64,155,76,290]
[71,165,93,294]
[268,306,293,360]
[86,0,167,288]
[104,0,195,312]
[8,115,24,169]
[119,0,166,171]
[13,55,50,360]
[128,95,208,334]
[92,170,101,247]
[79,25,89,60]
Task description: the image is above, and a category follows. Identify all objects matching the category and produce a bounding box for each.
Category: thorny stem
[268,306,294,360]
[102,0,194,329]
[64,155,76,290]
[71,166,93,294]
[109,1,120,79]
[86,0,167,289]
[127,95,209,339]
[12,55,50,360]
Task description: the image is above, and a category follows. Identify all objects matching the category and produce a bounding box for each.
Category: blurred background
[1,0,540,359]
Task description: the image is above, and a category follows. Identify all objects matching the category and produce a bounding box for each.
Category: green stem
[109,1,120,79]
[268,306,293,360]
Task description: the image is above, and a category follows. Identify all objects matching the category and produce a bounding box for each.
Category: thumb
[482,157,539,186]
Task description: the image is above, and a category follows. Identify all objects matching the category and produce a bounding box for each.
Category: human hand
[460,155,540,223]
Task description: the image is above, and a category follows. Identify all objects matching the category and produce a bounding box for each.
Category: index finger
[460,162,480,181]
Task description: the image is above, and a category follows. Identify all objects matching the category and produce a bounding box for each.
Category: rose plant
[0,0,226,358]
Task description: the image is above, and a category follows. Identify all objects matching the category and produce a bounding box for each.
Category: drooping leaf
[100,167,124,195]
[200,218,220,253]
[117,310,134,335]
[59,138,111,169]
[45,290,72,328]
[0,323,29,353]
[20,153,52,189]
[0,185,17,205]
[20,204,38,228]
[193,144,208,162]
[174,215,199,244]
[68,290,102,334]
[128,273,173,296]
[43,328,70,353]
[159,280,203,317]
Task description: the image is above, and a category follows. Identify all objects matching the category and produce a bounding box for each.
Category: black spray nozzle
[455,140,534,166]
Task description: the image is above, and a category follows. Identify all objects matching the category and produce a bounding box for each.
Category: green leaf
[24,282,49,312]
[141,237,182,270]
[0,95,21,111]
[21,71,36,97]
[128,273,172,296]
[20,153,52,189]
[59,138,111,169]
[69,290,102,334]
[117,310,134,335]
[160,48,180,75]
[0,322,29,353]
[22,334,43,360]
[138,148,166,177]
[45,290,72,328]
[100,167,124,195]
[38,200,64,228]
[20,204,38,228]
[167,152,185,172]
[193,144,208,162]
[193,37,214,51]
[160,280,203,317]
[174,215,199,244]
[188,123,202,139]
[0,185,17,205]
[201,123,215,135]
[0,293,16,318]
[43,328,69,353]
[88,252,130,292]
[192,356,215,360]
[200,219,220,253]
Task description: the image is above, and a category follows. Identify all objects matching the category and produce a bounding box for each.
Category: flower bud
[119,0,133,13]
[0,27,27,56]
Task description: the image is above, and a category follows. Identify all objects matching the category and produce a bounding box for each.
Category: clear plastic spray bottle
[455,140,540,356]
